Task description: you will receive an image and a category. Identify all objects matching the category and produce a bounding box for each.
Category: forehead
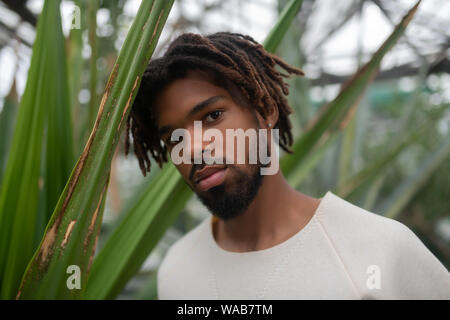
[153,70,231,125]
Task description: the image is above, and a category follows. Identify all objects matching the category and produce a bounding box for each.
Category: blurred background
[0,0,449,299]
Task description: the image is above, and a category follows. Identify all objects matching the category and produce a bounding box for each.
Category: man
[126,32,450,299]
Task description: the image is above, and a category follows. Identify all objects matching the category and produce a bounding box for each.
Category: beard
[194,164,264,221]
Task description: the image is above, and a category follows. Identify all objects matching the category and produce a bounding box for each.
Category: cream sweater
[157,190,450,299]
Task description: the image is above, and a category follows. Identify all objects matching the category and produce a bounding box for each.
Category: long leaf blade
[263,0,303,53]
[16,0,174,299]
[281,1,421,182]
[84,164,191,299]
[0,0,71,299]
[379,137,450,219]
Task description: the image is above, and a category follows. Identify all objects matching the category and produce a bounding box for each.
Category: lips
[194,165,228,191]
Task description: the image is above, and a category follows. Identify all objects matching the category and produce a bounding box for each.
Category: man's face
[153,70,267,220]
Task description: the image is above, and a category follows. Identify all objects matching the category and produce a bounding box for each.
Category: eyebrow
[158,95,224,137]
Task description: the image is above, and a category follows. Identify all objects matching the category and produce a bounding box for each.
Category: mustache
[189,157,233,183]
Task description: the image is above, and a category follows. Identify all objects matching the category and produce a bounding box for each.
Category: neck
[214,170,321,252]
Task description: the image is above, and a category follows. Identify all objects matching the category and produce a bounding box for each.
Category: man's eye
[205,110,223,122]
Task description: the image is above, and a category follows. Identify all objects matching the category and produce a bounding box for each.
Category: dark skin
[154,69,322,253]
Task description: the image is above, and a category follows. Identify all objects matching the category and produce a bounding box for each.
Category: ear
[254,103,279,129]
[265,103,279,129]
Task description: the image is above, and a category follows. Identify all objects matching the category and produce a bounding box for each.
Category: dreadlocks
[125,31,304,176]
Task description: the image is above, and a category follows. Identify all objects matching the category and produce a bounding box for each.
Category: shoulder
[317,191,450,299]
[156,216,210,299]
[316,191,418,248]
[158,216,209,273]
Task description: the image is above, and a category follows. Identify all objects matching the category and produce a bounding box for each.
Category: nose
[187,125,205,165]
[187,121,219,165]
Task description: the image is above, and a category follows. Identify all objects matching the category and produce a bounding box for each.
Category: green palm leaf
[0,79,18,186]
[379,137,450,219]
[16,0,174,299]
[0,0,73,299]
[280,1,422,188]
[263,0,303,53]
[334,118,432,200]
[84,164,191,299]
